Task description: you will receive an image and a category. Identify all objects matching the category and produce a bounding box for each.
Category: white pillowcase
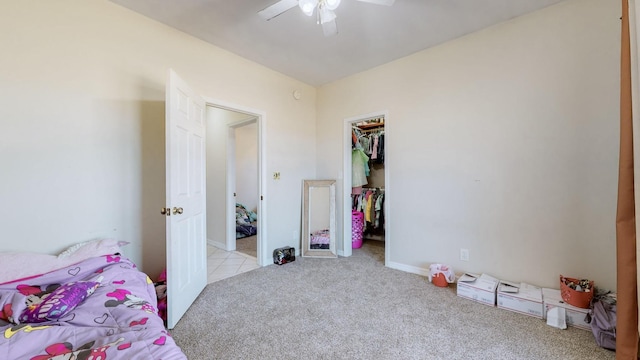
[57,238,127,259]
[0,238,127,285]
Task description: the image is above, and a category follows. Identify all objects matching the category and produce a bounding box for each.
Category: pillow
[19,280,100,323]
[57,238,128,259]
[0,239,128,285]
[0,253,59,285]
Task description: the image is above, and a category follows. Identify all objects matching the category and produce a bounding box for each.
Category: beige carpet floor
[170,240,614,360]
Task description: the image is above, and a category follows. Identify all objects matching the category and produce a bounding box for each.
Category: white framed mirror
[301,180,337,258]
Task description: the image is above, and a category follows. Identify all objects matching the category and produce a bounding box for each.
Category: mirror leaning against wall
[301,180,337,258]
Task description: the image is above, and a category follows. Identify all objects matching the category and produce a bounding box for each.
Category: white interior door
[165,69,207,329]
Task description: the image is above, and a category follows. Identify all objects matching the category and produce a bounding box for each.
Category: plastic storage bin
[432,273,449,287]
[352,211,364,248]
[560,275,594,309]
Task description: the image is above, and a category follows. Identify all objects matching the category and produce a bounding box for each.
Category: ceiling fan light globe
[299,0,318,16]
[325,0,341,10]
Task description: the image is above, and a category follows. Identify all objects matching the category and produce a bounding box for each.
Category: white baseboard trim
[207,239,226,250]
[261,257,272,267]
[387,261,430,277]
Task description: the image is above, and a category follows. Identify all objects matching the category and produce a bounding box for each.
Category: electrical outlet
[460,248,469,261]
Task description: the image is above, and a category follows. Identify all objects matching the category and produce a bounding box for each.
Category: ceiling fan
[258,0,396,37]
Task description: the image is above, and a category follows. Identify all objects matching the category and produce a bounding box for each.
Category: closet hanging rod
[359,127,384,134]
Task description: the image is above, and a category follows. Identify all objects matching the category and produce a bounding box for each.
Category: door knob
[172,207,184,215]
[161,207,170,216]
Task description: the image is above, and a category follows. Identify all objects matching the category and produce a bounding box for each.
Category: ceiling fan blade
[322,19,338,37]
[355,0,395,5]
[258,0,299,21]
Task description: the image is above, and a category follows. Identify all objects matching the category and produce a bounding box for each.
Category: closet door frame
[342,110,390,265]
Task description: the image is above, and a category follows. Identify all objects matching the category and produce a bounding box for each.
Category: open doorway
[343,111,390,265]
[204,104,265,282]
[229,120,259,258]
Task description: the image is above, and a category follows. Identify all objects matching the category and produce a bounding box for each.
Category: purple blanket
[0,255,186,359]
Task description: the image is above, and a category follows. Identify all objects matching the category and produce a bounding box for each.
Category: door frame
[342,110,390,265]
[204,97,267,266]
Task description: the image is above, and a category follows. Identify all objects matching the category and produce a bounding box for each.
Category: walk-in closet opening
[343,112,389,264]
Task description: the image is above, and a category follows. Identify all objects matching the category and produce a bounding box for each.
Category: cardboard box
[497,281,543,319]
[457,273,498,306]
[542,288,591,330]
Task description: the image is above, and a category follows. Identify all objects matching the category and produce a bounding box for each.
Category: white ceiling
[110,0,565,86]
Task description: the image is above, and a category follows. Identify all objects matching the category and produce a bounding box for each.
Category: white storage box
[542,288,591,330]
[457,273,498,306]
[497,281,543,319]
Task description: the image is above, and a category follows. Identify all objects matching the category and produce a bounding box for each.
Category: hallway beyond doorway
[207,245,259,283]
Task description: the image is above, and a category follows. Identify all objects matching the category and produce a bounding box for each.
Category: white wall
[0,0,316,276]
[317,0,620,289]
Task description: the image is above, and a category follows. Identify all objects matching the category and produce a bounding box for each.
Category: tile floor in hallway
[207,245,260,283]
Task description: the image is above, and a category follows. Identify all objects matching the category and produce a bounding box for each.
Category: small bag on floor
[273,246,295,265]
[590,298,616,350]
[154,268,168,325]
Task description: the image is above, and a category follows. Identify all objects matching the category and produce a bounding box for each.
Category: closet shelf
[356,122,384,130]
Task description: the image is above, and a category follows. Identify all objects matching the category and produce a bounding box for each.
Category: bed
[310,229,331,249]
[236,203,257,239]
[0,239,187,359]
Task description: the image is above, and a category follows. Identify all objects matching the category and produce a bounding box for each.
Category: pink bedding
[0,254,187,359]
[311,229,331,245]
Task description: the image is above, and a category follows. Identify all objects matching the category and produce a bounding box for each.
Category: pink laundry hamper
[352,211,364,248]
